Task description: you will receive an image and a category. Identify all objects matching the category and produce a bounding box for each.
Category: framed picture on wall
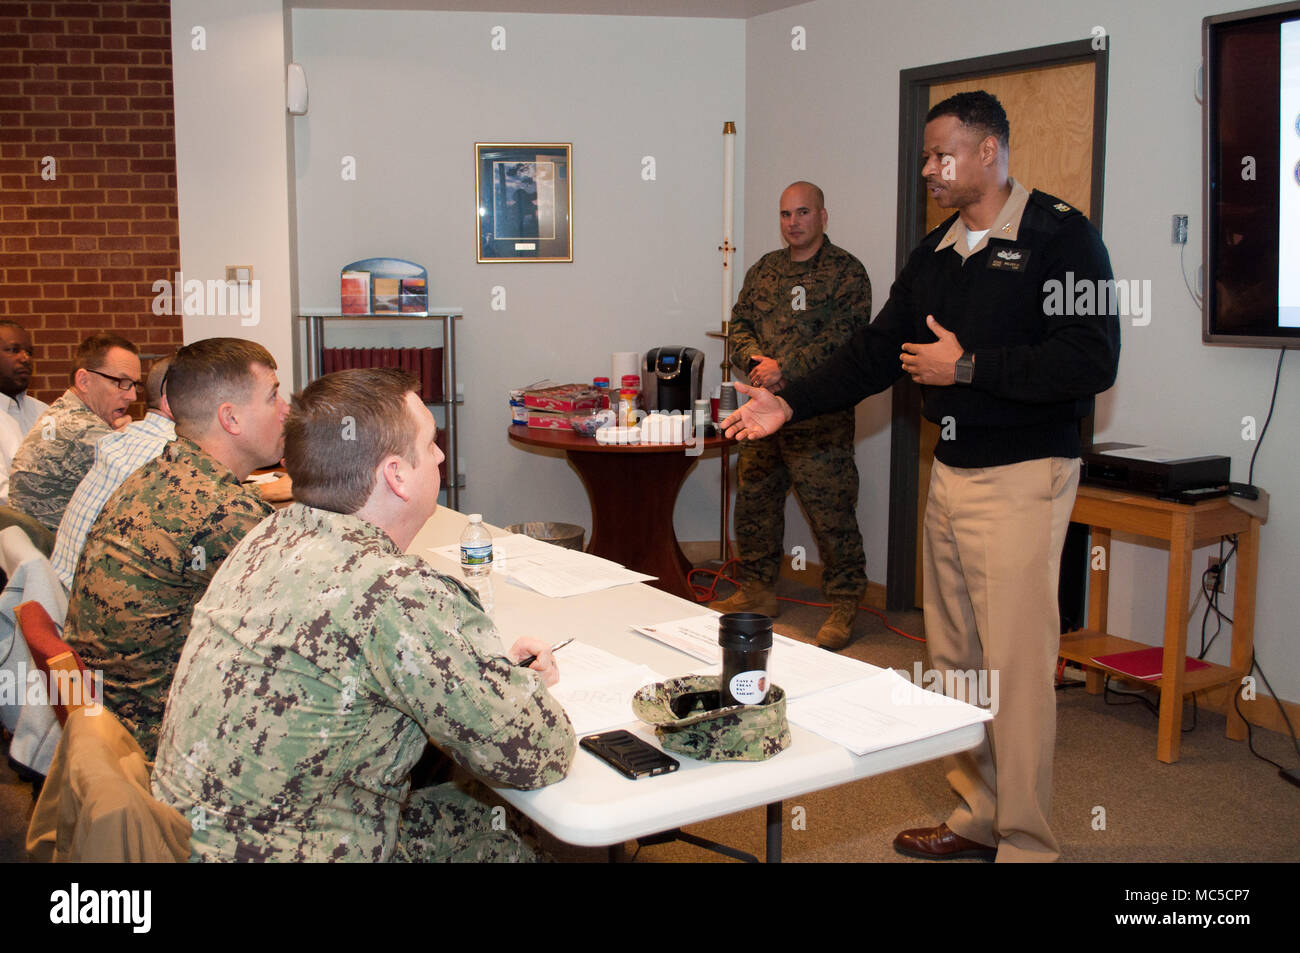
[475,143,572,262]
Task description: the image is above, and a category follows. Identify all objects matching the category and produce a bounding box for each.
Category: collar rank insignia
[1001,222,1012,232]
[1053,202,1071,212]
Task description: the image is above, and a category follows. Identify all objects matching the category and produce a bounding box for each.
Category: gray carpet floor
[4,571,1298,863]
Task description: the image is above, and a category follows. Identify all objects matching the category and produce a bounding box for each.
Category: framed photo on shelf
[475,143,572,262]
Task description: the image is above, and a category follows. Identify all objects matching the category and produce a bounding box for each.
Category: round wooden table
[507,424,733,601]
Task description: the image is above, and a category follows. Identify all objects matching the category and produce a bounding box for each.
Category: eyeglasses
[86,368,142,392]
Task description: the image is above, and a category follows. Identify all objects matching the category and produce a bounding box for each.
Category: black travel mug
[718,612,773,707]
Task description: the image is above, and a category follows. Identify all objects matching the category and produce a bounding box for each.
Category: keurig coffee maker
[642,346,704,413]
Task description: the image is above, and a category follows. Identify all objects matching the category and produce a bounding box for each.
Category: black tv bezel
[1203,0,1300,348]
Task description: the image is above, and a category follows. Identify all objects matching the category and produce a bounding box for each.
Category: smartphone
[580,730,679,780]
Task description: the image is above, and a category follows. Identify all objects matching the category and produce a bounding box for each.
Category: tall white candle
[721,120,736,328]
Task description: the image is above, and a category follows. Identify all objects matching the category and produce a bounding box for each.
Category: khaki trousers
[922,457,1079,862]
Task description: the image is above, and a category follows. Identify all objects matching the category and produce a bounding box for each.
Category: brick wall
[0,0,183,405]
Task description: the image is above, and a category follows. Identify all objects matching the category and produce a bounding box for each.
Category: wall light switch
[226,265,254,284]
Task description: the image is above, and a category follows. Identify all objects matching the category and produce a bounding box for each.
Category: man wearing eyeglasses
[9,332,141,532]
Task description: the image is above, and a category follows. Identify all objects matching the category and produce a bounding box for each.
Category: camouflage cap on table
[632,675,790,762]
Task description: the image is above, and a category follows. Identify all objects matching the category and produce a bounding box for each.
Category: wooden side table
[1058,485,1263,763]
[507,425,732,601]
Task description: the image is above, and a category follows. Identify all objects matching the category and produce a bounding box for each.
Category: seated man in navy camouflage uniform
[152,368,575,862]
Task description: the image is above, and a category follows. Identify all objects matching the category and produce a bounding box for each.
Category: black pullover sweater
[780,189,1121,469]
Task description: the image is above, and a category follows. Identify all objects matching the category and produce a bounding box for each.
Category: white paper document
[428,532,554,565]
[546,640,665,736]
[1097,445,1188,464]
[428,533,655,597]
[787,668,992,757]
[633,615,877,699]
[507,560,656,598]
[632,613,723,662]
[766,634,882,699]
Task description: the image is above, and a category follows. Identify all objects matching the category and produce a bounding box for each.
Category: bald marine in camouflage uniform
[715,182,871,650]
[64,339,286,758]
[152,368,575,862]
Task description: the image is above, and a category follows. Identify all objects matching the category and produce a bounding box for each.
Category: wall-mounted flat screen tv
[1204,0,1300,346]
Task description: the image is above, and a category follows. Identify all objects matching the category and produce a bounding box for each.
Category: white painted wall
[170,0,296,375]
[290,9,745,540]
[745,0,1300,702]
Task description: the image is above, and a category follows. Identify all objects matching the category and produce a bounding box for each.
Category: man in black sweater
[723,92,1120,862]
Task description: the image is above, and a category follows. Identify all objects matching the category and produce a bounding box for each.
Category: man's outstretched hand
[720,381,794,440]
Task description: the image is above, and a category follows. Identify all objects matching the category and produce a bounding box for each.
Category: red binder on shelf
[1091,647,1211,681]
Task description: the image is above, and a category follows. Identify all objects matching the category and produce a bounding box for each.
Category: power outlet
[1207,556,1228,596]
[1172,214,1189,245]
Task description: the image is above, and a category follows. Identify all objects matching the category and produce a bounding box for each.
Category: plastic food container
[569,408,617,436]
[595,426,641,446]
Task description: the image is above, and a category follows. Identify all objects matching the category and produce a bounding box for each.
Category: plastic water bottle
[459,514,494,612]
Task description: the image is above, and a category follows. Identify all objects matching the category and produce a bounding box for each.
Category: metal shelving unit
[297,309,464,510]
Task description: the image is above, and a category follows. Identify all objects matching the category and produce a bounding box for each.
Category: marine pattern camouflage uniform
[151,503,576,863]
[728,237,872,598]
[8,390,113,532]
[63,436,273,759]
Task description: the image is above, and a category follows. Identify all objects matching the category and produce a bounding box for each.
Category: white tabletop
[411,507,984,849]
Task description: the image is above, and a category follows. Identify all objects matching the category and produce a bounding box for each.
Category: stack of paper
[428,533,656,597]
[545,640,666,735]
[786,669,992,756]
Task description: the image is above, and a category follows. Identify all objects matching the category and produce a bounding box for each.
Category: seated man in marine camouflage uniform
[152,368,575,862]
[63,338,285,758]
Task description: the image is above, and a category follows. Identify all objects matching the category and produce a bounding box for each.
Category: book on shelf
[341,271,370,314]
[1090,647,1211,681]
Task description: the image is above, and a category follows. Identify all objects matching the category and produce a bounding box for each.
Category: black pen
[517,638,573,669]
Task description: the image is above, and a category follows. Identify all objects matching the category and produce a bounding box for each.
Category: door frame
[885,38,1110,610]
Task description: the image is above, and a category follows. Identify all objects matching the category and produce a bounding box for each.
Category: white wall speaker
[287,62,308,116]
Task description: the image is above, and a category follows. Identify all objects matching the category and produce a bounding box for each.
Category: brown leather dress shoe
[893,823,996,861]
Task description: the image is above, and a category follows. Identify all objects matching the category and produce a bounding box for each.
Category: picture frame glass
[476,143,572,262]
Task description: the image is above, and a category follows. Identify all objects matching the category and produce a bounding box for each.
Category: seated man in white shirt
[0,320,49,436]
[0,321,48,506]
[52,355,175,589]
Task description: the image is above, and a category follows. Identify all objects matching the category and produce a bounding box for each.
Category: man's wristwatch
[954,351,975,386]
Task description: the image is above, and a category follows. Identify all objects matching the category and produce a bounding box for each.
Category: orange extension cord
[688,558,926,645]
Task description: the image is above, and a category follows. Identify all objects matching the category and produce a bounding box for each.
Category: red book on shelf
[430,347,444,402]
[1091,647,1211,681]
[421,348,434,402]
